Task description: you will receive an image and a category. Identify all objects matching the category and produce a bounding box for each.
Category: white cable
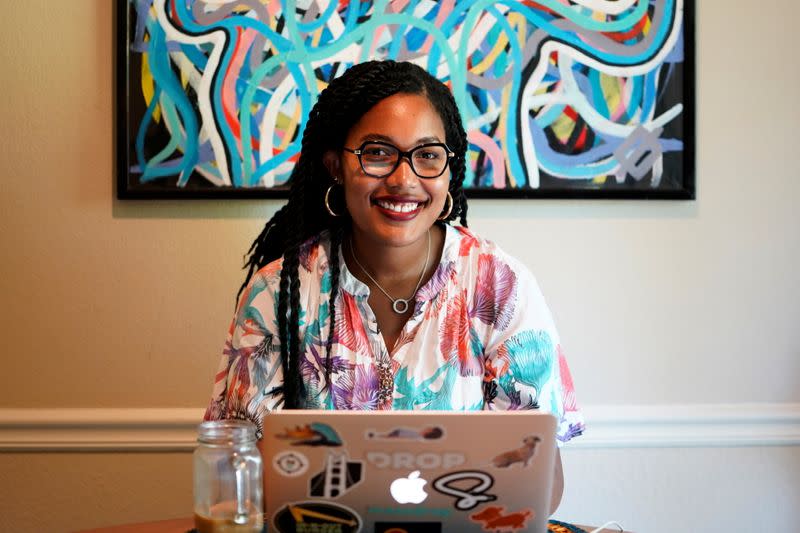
[588,521,625,533]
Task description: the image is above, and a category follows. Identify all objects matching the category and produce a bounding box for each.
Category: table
[75,517,632,533]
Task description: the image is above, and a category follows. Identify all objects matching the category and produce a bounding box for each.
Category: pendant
[392,299,410,314]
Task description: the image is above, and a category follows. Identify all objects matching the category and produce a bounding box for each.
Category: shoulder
[250,231,331,282]
[445,225,535,283]
[298,231,332,274]
[239,231,331,306]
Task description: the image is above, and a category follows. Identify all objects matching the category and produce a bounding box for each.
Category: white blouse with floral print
[205,225,584,444]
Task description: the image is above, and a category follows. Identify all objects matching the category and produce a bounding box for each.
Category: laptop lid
[261,410,557,533]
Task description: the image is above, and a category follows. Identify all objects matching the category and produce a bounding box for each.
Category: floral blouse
[205,225,584,444]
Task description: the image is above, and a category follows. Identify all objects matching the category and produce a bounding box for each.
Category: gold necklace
[349,229,431,314]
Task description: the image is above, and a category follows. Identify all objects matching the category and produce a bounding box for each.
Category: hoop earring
[325,184,345,217]
[437,191,453,221]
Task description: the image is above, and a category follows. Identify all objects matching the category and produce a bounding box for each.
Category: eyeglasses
[343,141,455,179]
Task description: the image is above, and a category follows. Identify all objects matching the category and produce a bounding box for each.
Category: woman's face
[325,92,451,249]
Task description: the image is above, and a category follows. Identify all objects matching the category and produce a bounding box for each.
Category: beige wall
[1,1,798,532]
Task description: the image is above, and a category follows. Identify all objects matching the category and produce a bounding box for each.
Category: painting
[117,0,694,199]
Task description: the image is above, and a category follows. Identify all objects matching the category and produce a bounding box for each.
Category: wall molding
[570,403,800,449]
[0,407,204,452]
[1,403,798,452]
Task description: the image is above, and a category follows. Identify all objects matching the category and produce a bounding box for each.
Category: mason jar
[193,420,264,533]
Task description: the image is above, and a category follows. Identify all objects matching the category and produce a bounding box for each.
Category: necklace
[349,229,431,314]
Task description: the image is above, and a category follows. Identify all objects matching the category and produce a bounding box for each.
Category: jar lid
[197,419,257,444]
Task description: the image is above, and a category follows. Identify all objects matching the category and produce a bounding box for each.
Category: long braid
[276,260,292,404]
[276,191,301,405]
[237,60,471,409]
[457,188,469,227]
[283,245,303,406]
[278,155,313,408]
[236,204,288,305]
[287,163,308,407]
[428,76,469,227]
[324,225,344,385]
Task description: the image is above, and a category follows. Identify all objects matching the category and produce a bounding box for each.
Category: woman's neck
[347,225,443,287]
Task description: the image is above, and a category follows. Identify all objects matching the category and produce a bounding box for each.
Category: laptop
[260,410,557,533]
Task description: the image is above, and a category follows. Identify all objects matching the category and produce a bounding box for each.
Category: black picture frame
[117,0,694,200]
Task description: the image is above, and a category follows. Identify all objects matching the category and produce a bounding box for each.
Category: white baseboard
[0,404,798,452]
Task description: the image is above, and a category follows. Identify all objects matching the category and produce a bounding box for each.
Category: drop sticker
[273,501,361,533]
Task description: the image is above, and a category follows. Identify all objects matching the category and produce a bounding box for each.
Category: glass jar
[193,420,264,533]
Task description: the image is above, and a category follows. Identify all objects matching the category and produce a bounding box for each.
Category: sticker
[273,501,361,533]
[489,435,541,468]
[276,422,343,446]
[390,471,429,504]
[366,451,465,470]
[431,470,497,511]
[470,505,534,531]
[375,522,442,533]
[309,452,363,498]
[273,450,310,477]
[367,506,451,519]
[366,426,445,441]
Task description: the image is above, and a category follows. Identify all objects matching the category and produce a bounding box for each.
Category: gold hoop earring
[437,191,453,221]
[325,184,345,217]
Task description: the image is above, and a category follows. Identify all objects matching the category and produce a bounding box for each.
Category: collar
[336,224,461,302]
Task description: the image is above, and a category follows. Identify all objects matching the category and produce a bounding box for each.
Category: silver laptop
[261,410,557,533]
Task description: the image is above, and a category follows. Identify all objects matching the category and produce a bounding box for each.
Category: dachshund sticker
[470,505,534,531]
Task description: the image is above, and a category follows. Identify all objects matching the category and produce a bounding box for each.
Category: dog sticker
[470,505,534,531]
[490,436,541,468]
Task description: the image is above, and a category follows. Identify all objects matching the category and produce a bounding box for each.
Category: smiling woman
[328,93,452,257]
[202,60,584,515]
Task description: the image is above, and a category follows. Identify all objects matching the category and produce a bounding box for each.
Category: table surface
[74,517,631,533]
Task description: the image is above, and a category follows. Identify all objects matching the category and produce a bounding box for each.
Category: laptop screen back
[261,410,557,533]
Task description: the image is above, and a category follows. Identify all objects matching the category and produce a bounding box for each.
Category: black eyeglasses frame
[342,141,455,179]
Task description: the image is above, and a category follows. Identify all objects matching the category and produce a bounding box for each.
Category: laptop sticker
[272,501,361,533]
[367,506,451,519]
[272,450,310,477]
[309,452,364,498]
[366,426,444,441]
[375,522,442,533]
[276,422,343,446]
[366,451,465,470]
[431,470,498,511]
[490,435,541,468]
[470,505,534,531]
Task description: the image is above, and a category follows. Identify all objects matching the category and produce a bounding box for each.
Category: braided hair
[238,60,469,408]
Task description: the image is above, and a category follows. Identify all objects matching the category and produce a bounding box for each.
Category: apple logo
[390,470,429,504]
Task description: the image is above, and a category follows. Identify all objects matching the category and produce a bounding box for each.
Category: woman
[204,60,584,513]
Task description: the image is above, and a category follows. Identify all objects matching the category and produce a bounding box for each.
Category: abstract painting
[117,0,694,199]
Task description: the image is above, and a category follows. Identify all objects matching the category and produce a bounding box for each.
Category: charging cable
[588,521,625,533]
